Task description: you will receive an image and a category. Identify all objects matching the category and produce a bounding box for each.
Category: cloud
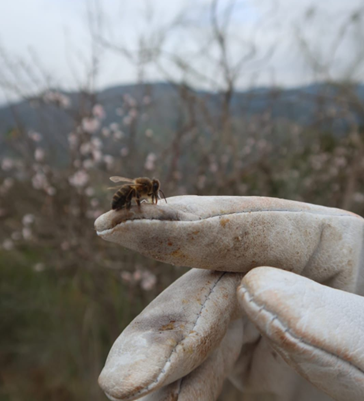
[0,0,363,104]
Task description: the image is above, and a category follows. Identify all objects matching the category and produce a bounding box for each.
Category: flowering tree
[1,1,364,401]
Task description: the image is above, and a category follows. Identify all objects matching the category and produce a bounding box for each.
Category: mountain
[1,81,363,163]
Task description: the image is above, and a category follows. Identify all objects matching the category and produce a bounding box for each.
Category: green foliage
[0,250,147,401]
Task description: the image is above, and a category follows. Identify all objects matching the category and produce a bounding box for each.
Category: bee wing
[109,176,134,183]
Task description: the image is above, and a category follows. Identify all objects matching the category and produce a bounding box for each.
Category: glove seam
[240,285,364,376]
[124,272,226,400]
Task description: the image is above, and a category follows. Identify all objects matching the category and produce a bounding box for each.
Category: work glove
[94,196,364,401]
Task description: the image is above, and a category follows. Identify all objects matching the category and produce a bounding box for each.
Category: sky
[0,0,363,104]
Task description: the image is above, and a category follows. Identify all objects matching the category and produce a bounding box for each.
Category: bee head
[152,179,160,192]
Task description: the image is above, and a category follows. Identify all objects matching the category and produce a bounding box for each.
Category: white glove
[94,196,364,401]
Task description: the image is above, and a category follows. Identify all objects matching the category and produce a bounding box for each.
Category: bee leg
[159,189,167,204]
[136,191,141,207]
[126,188,134,210]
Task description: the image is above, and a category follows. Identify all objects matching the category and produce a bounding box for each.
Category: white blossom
[28,131,42,142]
[22,214,35,225]
[92,104,106,119]
[82,117,100,133]
[35,148,45,162]
[2,239,14,250]
[145,153,157,171]
[1,158,14,171]
[69,170,89,188]
[120,147,129,157]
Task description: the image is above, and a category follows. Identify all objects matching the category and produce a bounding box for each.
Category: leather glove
[94,196,364,401]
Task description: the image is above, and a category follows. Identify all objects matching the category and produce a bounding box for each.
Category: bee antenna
[159,189,167,203]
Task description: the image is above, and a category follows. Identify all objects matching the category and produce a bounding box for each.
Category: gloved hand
[94,196,364,401]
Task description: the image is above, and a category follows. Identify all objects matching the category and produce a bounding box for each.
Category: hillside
[1,81,363,164]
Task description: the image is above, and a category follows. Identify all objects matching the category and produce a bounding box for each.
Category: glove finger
[99,269,242,401]
[138,319,244,401]
[238,267,364,401]
[95,196,363,290]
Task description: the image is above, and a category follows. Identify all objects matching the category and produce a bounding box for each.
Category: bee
[109,176,167,211]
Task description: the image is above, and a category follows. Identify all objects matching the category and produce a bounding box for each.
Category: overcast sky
[0,0,363,104]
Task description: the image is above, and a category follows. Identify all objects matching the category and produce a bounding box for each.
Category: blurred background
[1,0,364,400]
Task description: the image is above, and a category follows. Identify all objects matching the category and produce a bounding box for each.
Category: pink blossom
[123,116,132,126]
[145,153,157,171]
[22,214,35,225]
[133,270,142,281]
[86,209,103,219]
[173,171,182,180]
[61,241,70,251]
[121,271,132,283]
[68,133,78,149]
[46,186,56,196]
[109,122,119,131]
[92,104,106,119]
[334,156,347,168]
[103,155,114,169]
[43,91,71,108]
[113,131,124,140]
[22,227,32,240]
[123,94,137,107]
[33,263,45,272]
[28,131,42,142]
[69,170,89,188]
[11,232,22,240]
[92,150,102,162]
[85,187,95,197]
[35,148,45,162]
[82,117,100,133]
[91,137,102,149]
[102,128,110,137]
[141,271,157,291]
[242,146,251,155]
[32,172,47,189]
[129,108,138,118]
[80,142,92,155]
[142,95,151,105]
[73,159,82,168]
[1,158,14,171]
[209,162,218,173]
[257,139,268,151]
[353,193,364,203]
[90,198,99,207]
[3,178,14,188]
[120,147,129,157]
[2,239,14,250]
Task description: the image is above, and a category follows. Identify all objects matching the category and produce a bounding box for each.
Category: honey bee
[109,176,167,210]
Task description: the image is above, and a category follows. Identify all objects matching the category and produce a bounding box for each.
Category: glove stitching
[240,286,364,376]
[126,272,226,400]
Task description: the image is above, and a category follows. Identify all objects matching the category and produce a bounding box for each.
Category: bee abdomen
[112,189,126,210]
